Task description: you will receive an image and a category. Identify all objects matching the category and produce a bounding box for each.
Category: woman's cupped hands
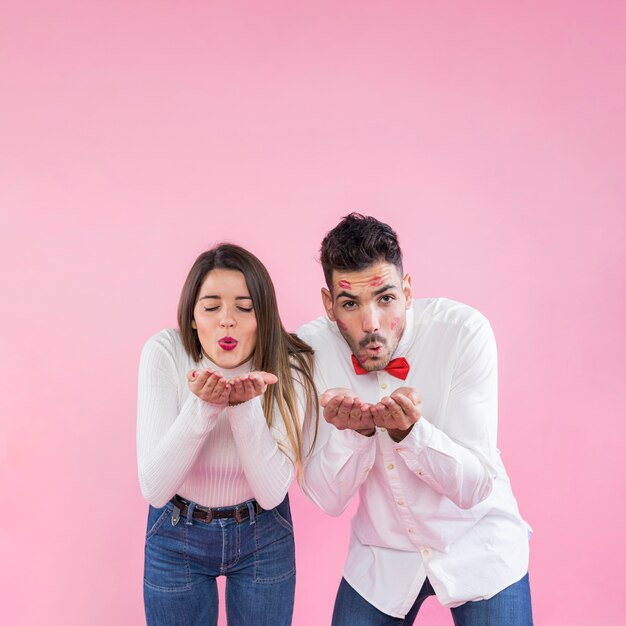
[187,370,278,405]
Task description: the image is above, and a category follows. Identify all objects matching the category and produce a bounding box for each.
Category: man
[299,213,532,625]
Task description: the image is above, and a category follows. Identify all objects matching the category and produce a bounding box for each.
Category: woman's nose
[219,314,235,328]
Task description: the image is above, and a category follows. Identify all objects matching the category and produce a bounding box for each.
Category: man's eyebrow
[198,295,252,301]
[335,290,358,300]
[373,284,397,296]
[335,284,398,300]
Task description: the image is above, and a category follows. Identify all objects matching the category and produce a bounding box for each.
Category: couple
[137,213,533,626]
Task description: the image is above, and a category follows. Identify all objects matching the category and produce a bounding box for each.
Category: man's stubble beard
[340,318,406,372]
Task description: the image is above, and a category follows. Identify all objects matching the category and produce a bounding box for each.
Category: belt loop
[185,501,196,526]
[246,500,256,525]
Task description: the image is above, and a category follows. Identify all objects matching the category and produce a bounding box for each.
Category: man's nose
[361,307,380,334]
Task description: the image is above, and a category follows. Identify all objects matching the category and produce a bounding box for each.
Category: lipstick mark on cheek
[337,280,351,289]
[390,317,400,331]
[369,276,383,287]
[336,320,348,331]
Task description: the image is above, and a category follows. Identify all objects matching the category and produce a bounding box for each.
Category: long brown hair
[177,243,318,469]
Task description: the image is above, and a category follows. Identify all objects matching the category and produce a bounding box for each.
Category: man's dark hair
[320,213,403,290]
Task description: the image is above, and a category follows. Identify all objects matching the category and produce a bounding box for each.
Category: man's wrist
[388,424,414,442]
[355,428,376,437]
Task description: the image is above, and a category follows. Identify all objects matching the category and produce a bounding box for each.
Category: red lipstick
[218,337,239,351]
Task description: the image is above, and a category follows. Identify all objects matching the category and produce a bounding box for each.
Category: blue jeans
[143,495,296,626]
[332,573,533,626]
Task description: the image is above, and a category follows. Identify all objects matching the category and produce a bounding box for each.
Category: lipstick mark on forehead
[336,320,348,331]
[337,280,352,289]
[369,276,384,287]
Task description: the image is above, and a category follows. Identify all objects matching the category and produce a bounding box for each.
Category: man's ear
[403,274,413,308]
[321,287,336,321]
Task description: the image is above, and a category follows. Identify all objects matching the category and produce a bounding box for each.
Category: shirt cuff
[331,427,377,451]
[392,417,434,457]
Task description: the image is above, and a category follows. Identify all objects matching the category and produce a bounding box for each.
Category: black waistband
[171,495,264,523]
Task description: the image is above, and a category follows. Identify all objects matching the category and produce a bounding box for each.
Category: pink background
[1,2,625,625]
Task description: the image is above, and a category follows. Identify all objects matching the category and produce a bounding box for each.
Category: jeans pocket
[144,517,191,592]
[271,495,294,531]
[145,506,171,540]
[272,508,294,532]
[253,529,296,584]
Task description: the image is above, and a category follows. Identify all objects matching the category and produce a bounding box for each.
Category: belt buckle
[193,504,212,523]
[233,506,247,523]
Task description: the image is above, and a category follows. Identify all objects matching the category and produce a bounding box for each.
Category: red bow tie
[351,355,410,380]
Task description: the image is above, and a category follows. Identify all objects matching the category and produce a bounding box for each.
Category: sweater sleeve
[227,395,296,510]
[136,336,223,507]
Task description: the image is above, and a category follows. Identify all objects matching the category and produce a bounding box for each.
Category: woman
[137,243,317,626]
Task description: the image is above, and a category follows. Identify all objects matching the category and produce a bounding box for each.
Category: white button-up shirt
[298,298,531,617]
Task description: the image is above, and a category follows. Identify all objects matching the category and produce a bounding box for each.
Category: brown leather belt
[171,494,264,524]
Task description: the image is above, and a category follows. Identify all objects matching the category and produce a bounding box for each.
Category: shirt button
[379,427,387,433]
[422,548,430,556]
[397,499,405,506]
[418,470,424,476]
[408,528,416,534]
[387,463,394,470]
[380,383,388,390]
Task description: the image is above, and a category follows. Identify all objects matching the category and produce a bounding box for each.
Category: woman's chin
[204,348,252,370]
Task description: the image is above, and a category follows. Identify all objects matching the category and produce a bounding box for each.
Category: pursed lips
[360,338,386,359]
[363,345,384,358]
[218,337,239,351]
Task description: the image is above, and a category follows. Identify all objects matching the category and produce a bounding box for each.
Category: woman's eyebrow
[198,295,253,300]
